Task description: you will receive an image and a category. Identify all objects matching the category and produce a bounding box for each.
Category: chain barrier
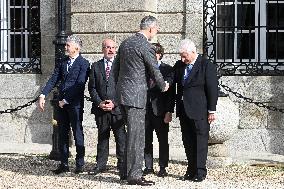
[219,82,284,113]
[0,97,39,114]
[1,85,283,114]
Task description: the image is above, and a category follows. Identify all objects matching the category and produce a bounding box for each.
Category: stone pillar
[207,97,239,168]
[185,0,204,52]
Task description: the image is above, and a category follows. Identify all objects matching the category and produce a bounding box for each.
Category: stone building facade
[0,0,283,158]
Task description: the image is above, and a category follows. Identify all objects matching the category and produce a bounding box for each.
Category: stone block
[186,0,203,14]
[71,0,157,12]
[41,36,55,56]
[209,97,239,143]
[239,103,268,129]
[158,0,184,13]
[71,13,155,33]
[80,34,133,54]
[23,122,52,144]
[41,55,56,76]
[185,12,203,51]
[157,34,183,53]
[267,103,284,129]
[220,76,284,102]
[207,156,233,168]
[226,129,284,155]
[0,123,25,143]
[158,14,184,33]
[0,75,41,98]
[162,54,180,67]
[208,143,228,157]
[40,0,56,35]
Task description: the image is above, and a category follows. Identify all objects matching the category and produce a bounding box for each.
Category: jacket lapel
[98,59,107,81]
[184,55,202,85]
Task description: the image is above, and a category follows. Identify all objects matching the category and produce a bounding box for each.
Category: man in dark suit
[88,39,126,179]
[143,43,174,177]
[114,16,169,186]
[173,39,218,182]
[38,35,90,174]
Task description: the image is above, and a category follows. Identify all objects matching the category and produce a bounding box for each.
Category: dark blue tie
[67,59,72,72]
[184,64,193,81]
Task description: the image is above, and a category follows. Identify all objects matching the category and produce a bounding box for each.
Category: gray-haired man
[114,15,169,186]
[38,35,90,174]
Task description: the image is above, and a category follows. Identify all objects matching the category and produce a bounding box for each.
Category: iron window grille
[203,0,284,76]
[0,0,40,74]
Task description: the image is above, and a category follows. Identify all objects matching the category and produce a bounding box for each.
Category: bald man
[88,39,126,179]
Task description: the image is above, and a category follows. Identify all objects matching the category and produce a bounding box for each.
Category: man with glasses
[88,39,126,180]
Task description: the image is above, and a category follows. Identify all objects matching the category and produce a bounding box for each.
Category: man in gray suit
[114,16,169,186]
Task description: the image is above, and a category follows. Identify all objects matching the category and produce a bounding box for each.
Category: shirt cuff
[63,99,69,104]
[39,94,45,98]
[208,110,215,114]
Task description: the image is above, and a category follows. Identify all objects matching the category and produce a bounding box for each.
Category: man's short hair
[152,43,164,60]
[178,39,196,54]
[66,35,82,48]
[140,15,157,30]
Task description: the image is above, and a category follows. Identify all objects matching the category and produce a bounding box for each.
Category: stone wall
[0,0,283,157]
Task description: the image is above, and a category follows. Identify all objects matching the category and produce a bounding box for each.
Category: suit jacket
[114,33,166,109]
[174,54,218,120]
[41,54,90,107]
[88,58,121,116]
[147,62,175,116]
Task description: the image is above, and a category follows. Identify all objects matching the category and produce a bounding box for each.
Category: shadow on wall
[267,77,284,155]
[21,86,53,145]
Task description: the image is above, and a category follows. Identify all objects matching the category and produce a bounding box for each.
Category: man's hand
[164,112,172,124]
[38,97,45,112]
[59,100,66,108]
[162,81,169,92]
[99,100,114,111]
[208,113,216,124]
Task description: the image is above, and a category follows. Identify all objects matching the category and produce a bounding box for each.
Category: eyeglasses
[103,46,116,49]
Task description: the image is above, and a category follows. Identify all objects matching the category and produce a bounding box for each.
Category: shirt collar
[188,54,198,66]
[104,57,114,63]
[138,32,148,40]
[69,54,79,63]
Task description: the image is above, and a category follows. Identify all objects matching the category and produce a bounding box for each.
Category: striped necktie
[105,61,111,79]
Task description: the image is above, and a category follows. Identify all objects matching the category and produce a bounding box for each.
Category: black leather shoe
[74,166,84,174]
[192,175,206,182]
[142,168,154,175]
[157,168,168,177]
[180,174,195,181]
[88,167,106,175]
[52,164,70,174]
[128,178,155,186]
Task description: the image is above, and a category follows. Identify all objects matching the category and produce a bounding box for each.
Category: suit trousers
[179,105,209,177]
[144,109,169,169]
[120,105,146,180]
[95,112,126,172]
[58,104,85,168]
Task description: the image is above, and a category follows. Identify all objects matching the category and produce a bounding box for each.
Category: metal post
[49,0,67,161]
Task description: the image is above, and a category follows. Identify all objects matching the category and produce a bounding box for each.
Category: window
[0,0,40,74]
[204,0,284,75]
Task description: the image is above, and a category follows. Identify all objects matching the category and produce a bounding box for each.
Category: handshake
[162,81,170,92]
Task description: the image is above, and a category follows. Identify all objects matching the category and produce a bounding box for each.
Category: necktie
[183,64,193,84]
[105,61,111,79]
[67,59,72,72]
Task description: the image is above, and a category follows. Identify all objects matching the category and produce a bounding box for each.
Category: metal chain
[1,86,283,114]
[219,82,284,113]
[0,97,39,114]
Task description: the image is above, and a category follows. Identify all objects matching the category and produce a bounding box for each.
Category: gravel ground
[0,154,283,189]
